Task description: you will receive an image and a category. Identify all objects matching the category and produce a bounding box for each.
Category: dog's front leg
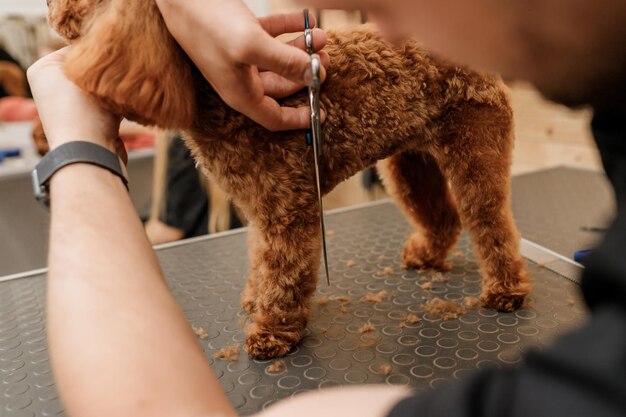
[243,209,321,359]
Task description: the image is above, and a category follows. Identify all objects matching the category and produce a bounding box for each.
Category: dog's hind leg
[438,104,531,312]
[243,205,321,359]
[377,151,462,270]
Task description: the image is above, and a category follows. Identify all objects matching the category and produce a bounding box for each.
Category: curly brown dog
[48,0,531,359]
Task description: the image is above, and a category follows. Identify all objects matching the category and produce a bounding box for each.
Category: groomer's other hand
[27,47,126,160]
[297,0,513,61]
[302,0,626,107]
[156,0,328,131]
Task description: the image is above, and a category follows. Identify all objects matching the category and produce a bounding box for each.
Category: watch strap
[32,141,129,208]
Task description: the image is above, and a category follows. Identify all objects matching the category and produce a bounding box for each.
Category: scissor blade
[319,198,331,284]
[307,52,329,285]
[311,120,330,286]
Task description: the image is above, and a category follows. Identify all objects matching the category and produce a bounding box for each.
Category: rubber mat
[0,200,589,416]
[511,167,615,261]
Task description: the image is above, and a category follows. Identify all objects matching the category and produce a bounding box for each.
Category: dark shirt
[161,136,242,238]
[388,108,626,417]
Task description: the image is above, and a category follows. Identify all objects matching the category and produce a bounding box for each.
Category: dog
[48,0,531,359]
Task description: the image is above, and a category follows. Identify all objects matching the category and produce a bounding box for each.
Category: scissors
[304,9,330,285]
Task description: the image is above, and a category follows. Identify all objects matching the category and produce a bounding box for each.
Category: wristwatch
[32,141,129,208]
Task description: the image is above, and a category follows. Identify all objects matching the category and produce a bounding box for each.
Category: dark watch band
[32,141,129,208]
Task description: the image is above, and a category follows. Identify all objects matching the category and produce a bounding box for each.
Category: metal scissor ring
[309,53,321,89]
[304,29,314,55]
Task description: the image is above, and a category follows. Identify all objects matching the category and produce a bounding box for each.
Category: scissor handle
[304,28,314,55]
[308,54,322,157]
[309,54,321,89]
[304,10,315,54]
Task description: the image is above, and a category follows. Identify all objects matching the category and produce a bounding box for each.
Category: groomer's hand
[27,47,126,161]
[155,0,328,131]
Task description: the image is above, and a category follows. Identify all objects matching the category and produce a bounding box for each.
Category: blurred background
[0,0,602,277]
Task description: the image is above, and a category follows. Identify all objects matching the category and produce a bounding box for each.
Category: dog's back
[188,26,512,195]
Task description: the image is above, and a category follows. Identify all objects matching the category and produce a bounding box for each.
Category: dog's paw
[244,323,302,360]
[480,280,531,312]
[402,235,450,271]
[480,291,526,312]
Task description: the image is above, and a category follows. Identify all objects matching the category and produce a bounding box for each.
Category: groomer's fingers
[215,65,301,131]
[257,31,329,73]
[246,97,312,131]
[245,33,327,86]
[285,49,329,71]
[260,56,328,98]
[259,49,330,75]
[225,83,314,131]
[259,50,330,91]
[259,11,317,37]
[259,72,303,98]
[241,97,326,132]
[286,29,328,53]
[28,46,122,150]
[226,71,327,131]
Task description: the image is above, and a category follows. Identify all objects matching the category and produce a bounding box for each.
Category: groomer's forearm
[47,164,235,417]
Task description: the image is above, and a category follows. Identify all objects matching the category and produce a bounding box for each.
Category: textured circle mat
[1,201,588,416]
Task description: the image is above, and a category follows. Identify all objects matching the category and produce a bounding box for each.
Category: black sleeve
[388,108,626,417]
[161,136,242,238]
[581,108,626,310]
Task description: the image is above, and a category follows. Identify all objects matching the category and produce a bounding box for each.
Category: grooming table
[512,167,614,262]
[0,167,613,416]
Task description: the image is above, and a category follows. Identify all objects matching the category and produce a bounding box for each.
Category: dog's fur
[49,0,531,359]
